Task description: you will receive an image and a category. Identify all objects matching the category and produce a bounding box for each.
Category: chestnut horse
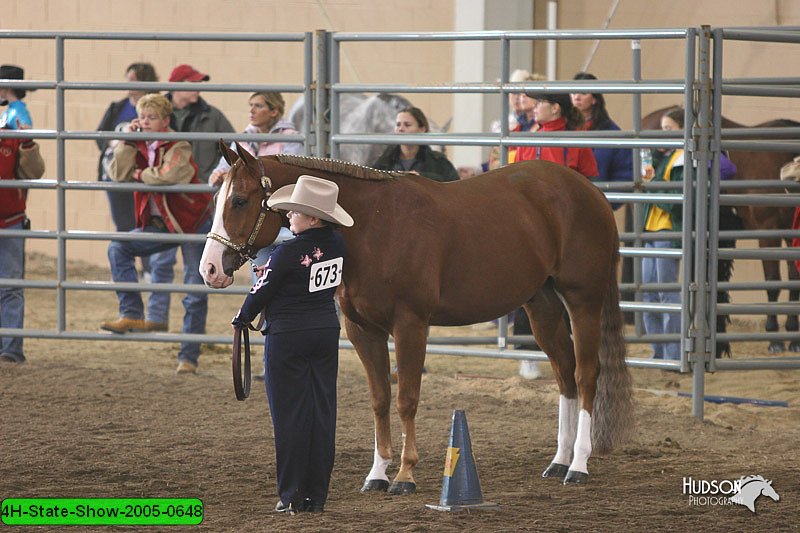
[643,107,800,353]
[200,142,634,490]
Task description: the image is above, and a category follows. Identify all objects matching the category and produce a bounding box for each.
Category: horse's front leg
[344,316,393,493]
[389,314,429,495]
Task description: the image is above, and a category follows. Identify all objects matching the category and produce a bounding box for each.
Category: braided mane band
[273,154,406,181]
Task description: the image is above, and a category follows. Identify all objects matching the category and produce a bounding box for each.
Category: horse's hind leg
[344,316,393,493]
[530,281,604,484]
[521,285,579,482]
[389,311,429,495]
[561,291,603,484]
[761,253,785,353]
[784,250,800,351]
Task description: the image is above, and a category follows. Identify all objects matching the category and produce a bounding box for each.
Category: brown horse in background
[642,106,800,353]
[200,143,634,491]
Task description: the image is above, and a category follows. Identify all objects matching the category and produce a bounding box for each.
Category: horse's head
[199,141,286,288]
[760,479,780,502]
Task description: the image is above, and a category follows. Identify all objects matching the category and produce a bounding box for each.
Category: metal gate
[2,27,799,420]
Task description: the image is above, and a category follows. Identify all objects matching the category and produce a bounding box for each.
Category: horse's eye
[231,196,248,209]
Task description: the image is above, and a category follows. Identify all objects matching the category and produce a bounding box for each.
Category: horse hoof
[542,463,569,480]
[563,470,589,485]
[360,479,390,493]
[789,341,800,353]
[388,481,416,495]
[768,341,785,354]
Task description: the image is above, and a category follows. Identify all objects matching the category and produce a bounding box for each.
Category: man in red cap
[167,64,234,182]
[145,64,234,343]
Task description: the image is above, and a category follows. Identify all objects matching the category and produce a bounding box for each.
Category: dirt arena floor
[1,254,798,532]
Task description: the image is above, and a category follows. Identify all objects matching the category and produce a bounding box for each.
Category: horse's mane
[272,154,406,181]
[761,118,800,128]
[739,475,769,485]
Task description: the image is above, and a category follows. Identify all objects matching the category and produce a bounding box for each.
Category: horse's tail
[715,204,742,358]
[592,245,635,454]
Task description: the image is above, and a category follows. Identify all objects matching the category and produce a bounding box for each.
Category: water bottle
[640,149,654,180]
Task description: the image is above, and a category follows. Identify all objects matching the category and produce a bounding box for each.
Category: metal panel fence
[2,28,799,420]
[0,30,314,346]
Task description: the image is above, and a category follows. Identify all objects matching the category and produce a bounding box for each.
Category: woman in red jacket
[511,91,598,380]
[513,92,598,179]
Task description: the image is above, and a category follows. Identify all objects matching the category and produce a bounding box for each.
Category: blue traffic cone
[426,410,499,512]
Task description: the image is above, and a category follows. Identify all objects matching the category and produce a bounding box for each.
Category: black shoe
[274,500,297,515]
[300,498,324,513]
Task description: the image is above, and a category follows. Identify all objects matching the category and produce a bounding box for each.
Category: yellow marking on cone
[443,447,460,477]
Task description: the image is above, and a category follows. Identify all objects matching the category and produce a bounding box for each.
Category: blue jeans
[642,239,681,360]
[107,217,211,364]
[103,176,159,297]
[0,221,25,362]
[146,247,178,324]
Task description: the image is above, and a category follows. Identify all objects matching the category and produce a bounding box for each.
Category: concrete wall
[4,0,457,266]
[532,0,800,129]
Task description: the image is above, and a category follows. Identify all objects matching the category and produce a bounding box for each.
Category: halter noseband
[207,158,280,269]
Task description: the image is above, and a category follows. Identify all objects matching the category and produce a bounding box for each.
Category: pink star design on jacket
[300,254,312,267]
[312,247,324,260]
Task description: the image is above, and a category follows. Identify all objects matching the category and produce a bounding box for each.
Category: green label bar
[1,498,203,526]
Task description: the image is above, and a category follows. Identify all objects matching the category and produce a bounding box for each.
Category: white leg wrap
[552,395,579,465]
[569,409,593,474]
[365,439,391,482]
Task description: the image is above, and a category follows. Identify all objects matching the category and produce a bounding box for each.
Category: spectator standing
[96,63,159,232]
[571,72,636,323]
[101,94,213,374]
[209,91,305,381]
[372,107,459,182]
[167,64,235,182]
[641,107,736,360]
[514,92,598,178]
[571,72,633,194]
[474,69,542,176]
[208,91,304,185]
[512,90,598,379]
[0,65,46,364]
[145,64,234,333]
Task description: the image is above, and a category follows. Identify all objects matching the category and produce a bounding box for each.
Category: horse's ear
[220,140,238,166]
[235,141,258,167]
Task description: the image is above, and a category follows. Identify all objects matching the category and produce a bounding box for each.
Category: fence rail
[2,27,799,421]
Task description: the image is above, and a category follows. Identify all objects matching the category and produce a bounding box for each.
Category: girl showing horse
[200,143,634,494]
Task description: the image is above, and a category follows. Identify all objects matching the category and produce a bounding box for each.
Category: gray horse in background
[288,93,447,166]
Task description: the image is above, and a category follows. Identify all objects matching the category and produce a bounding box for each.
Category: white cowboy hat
[267,175,354,227]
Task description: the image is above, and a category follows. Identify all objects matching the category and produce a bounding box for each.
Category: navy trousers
[264,327,339,507]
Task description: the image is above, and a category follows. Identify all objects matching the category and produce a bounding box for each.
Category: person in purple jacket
[571,72,633,206]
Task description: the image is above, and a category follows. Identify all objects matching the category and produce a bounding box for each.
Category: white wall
[451,0,534,168]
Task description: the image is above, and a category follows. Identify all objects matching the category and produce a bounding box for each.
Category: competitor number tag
[309,257,343,293]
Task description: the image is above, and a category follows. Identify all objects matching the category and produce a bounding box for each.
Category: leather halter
[207,158,280,269]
